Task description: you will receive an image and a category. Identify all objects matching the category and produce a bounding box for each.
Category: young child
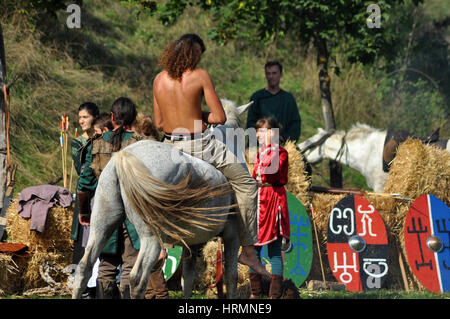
[250,117,290,299]
[132,113,160,140]
[93,112,113,135]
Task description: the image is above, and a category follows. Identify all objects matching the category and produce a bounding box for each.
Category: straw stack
[200,240,250,298]
[5,196,74,291]
[0,252,27,296]
[283,140,312,207]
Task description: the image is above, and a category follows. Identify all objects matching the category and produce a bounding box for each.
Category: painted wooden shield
[404,194,450,293]
[282,192,313,287]
[327,195,389,292]
[162,245,182,280]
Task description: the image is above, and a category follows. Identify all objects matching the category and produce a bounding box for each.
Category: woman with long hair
[70,101,100,299]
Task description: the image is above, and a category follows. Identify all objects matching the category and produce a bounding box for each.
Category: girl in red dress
[249,117,290,299]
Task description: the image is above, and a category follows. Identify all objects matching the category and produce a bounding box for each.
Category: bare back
[153,68,226,134]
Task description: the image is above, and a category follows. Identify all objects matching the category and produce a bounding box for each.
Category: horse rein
[334,131,348,164]
[300,129,348,165]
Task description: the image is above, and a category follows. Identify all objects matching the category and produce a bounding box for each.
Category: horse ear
[236,101,253,115]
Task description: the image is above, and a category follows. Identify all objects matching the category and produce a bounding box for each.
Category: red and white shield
[327,195,389,291]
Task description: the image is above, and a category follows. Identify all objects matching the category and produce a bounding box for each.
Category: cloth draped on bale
[17,185,73,233]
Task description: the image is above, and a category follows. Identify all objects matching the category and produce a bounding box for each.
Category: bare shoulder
[189,68,210,78]
[189,68,213,85]
[154,70,167,82]
[153,70,169,89]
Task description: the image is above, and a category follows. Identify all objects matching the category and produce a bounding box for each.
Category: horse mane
[113,150,236,248]
[345,122,383,141]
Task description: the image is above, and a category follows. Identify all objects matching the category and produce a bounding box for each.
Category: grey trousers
[164,130,258,246]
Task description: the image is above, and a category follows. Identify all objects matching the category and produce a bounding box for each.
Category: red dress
[252,144,290,246]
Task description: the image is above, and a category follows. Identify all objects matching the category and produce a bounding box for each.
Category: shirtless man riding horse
[153,33,271,279]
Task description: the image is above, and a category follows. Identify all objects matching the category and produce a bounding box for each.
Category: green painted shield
[162,245,182,280]
[283,192,313,287]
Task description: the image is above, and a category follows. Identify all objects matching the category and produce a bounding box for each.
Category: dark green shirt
[71,136,87,176]
[246,89,301,142]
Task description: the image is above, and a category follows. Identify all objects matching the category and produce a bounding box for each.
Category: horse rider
[153,33,271,279]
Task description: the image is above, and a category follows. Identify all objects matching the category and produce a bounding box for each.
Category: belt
[164,129,211,141]
[259,183,284,187]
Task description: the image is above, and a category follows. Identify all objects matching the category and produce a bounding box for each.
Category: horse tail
[112,150,235,248]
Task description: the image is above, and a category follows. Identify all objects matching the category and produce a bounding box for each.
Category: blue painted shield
[404,194,450,293]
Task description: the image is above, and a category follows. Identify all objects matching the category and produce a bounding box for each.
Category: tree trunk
[315,36,343,188]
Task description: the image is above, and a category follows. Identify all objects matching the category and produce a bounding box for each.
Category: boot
[269,274,283,299]
[96,280,120,299]
[145,269,169,299]
[249,273,262,299]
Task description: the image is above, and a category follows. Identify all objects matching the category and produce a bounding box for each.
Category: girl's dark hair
[159,33,206,81]
[255,117,285,145]
[109,97,137,151]
[93,112,113,132]
[78,102,100,118]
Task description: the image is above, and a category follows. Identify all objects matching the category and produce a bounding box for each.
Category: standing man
[246,61,301,143]
[153,33,270,279]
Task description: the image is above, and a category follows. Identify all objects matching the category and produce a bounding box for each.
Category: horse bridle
[300,129,335,155]
[300,129,348,164]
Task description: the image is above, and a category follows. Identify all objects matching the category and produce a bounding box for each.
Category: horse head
[298,128,335,163]
[220,98,253,129]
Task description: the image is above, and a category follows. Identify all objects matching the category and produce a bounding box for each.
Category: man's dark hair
[159,33,206,80]
[265,61,283,74]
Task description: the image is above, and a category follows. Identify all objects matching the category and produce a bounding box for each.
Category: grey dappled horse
[71,100,252,299]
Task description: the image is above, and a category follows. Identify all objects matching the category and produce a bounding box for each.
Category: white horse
[72,99,252,299]
[298,123,449,193]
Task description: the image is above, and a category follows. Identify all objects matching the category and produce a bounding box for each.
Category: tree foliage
[132,0,423,66]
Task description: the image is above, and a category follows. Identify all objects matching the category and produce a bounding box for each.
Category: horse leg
[222,216,239,299]
[181,245,200,298]
[128,235,161,299]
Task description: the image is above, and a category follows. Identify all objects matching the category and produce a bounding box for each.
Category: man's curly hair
[159,34,206,81]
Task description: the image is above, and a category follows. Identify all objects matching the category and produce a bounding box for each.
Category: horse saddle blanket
[17,185,73,233]
[382,128,442,172]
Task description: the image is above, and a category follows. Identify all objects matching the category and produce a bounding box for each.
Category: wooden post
[0,24,8,212]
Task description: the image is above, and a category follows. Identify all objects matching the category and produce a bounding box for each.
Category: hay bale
[0,253,27,295]
[383,138,450,291]
[201,239,250,298]
[384,138,450,203]
[5,196,74,290]
[283,140,311,207]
